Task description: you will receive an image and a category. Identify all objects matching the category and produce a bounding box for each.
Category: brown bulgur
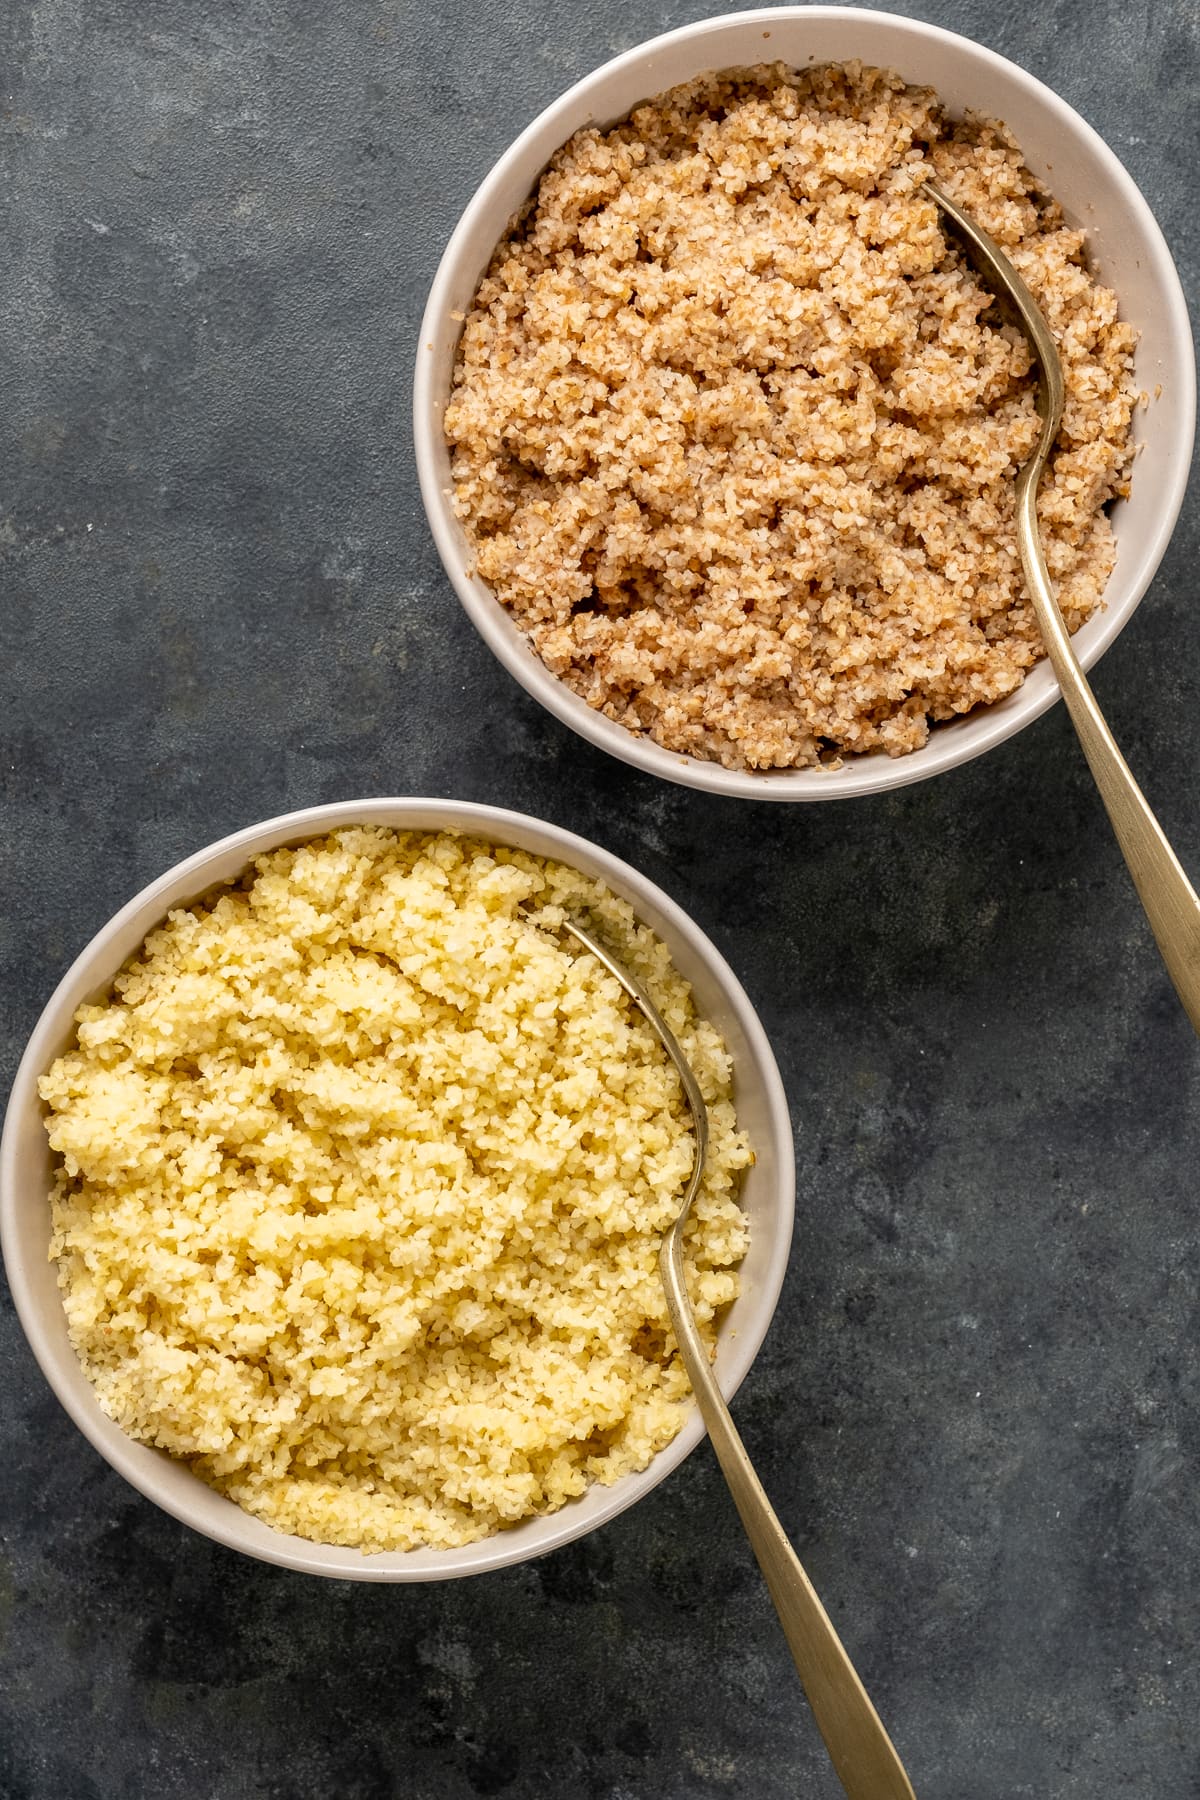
[446,62,1137,770]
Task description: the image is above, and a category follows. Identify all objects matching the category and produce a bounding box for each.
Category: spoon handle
[660,1232,917,1800]
[1016,471,1200,1035]
[566,911,916,1794]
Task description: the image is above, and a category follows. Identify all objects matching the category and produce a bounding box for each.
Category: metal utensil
[925,180,1200,1034]
[559,915,917,1800]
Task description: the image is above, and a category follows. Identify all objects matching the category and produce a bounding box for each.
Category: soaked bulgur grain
[447,63,1137,771]
[41,830,750,1553]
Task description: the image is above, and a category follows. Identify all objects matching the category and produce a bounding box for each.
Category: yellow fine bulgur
[40,829,751,1552]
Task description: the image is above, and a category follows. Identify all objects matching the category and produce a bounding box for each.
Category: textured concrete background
[2,2,1198,1795]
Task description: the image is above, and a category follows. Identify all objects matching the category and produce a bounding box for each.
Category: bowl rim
[0,797,796,1581]
[413,4,1196,802]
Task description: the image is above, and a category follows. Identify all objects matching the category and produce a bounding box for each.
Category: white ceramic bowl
[0,799,794,1581]
[415,6,1195,802]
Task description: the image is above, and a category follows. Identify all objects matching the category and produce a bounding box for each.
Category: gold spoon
[925,180,1200,1035]
[560,914,918,1800]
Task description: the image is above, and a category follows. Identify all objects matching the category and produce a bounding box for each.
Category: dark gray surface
[2,1,1198,1795]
